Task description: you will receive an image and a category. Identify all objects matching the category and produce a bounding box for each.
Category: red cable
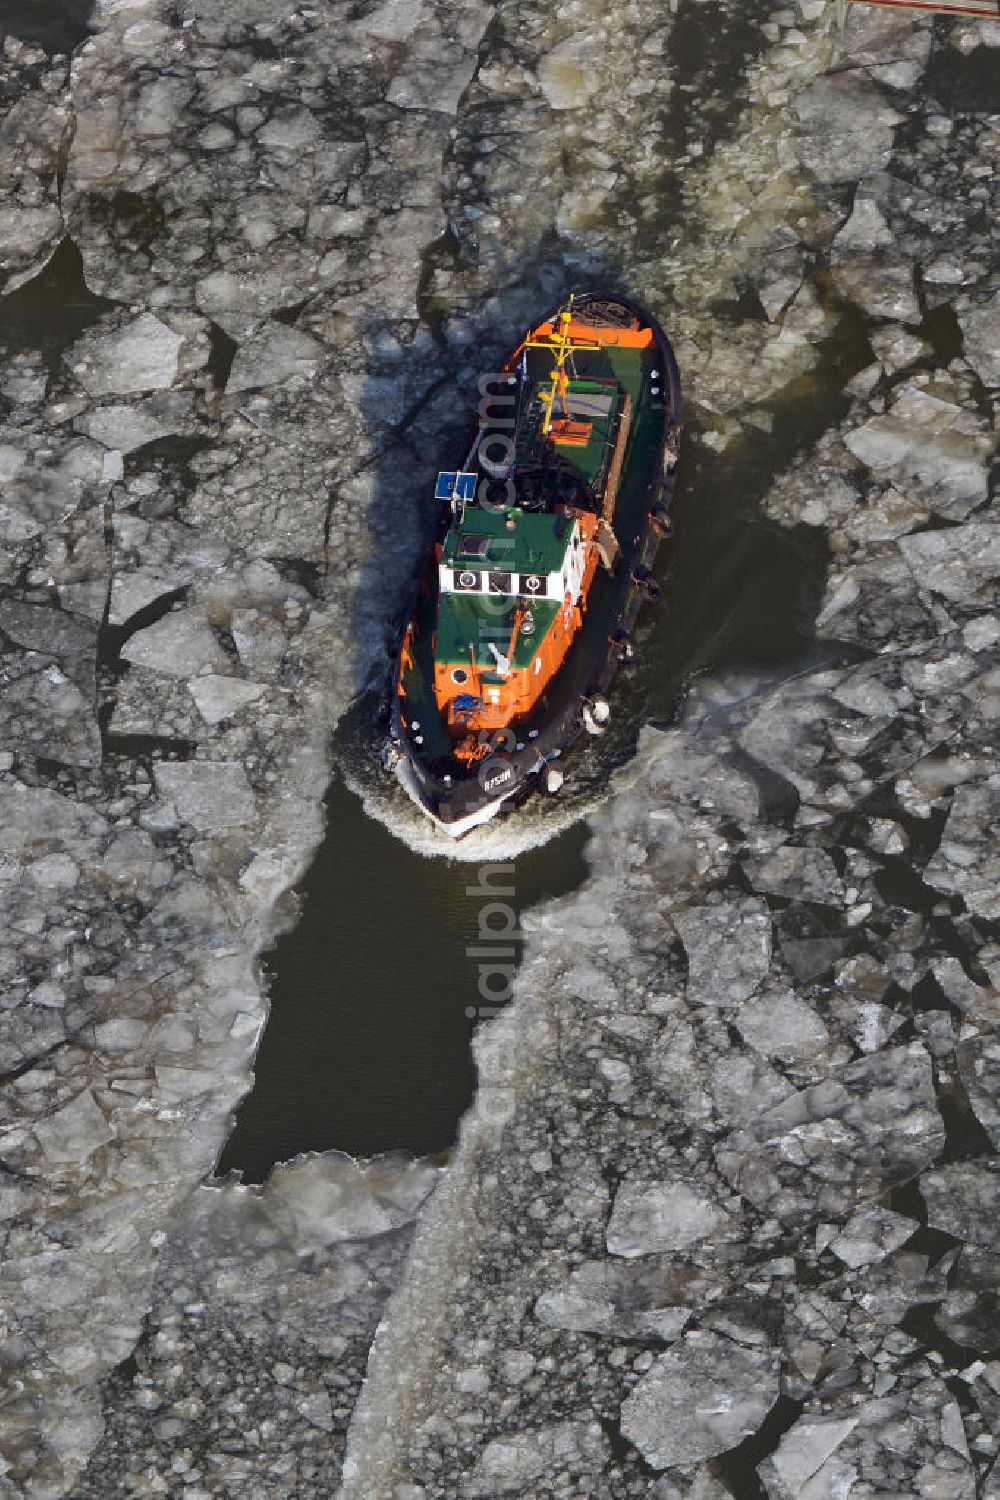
[846,0,999,14]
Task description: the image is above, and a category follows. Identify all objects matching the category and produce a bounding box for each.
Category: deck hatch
[457,535,491,559]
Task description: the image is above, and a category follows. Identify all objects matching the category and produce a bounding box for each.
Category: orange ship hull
[431,512,601,749]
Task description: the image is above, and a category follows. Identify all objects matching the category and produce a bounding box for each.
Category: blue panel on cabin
[436,470,478,502]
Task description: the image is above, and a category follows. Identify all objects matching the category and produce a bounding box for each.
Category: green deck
[442,507,568,577]
[514,375,624,490]
[436,594,560,673]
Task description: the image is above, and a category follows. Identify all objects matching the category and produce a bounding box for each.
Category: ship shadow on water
[220,247,870,1177]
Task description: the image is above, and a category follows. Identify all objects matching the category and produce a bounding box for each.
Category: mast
[523,294,602,437]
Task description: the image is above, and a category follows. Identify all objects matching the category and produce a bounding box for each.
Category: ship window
[534,657,542,675]
[452,667,469,685]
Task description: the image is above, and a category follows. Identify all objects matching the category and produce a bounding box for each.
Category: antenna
[523,294,602,438]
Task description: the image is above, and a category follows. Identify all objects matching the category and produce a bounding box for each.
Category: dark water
[218,779,590,1180]
[0,239,115,364]
[925,38,1000,114]
[0,0,94,54]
